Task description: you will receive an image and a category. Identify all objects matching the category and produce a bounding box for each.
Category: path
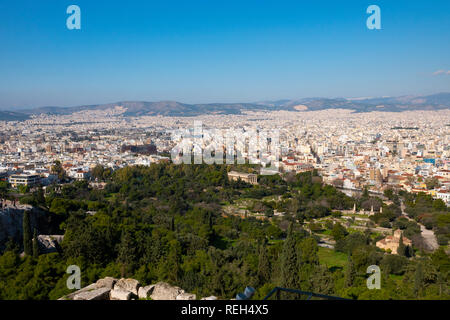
[400,200,439,251]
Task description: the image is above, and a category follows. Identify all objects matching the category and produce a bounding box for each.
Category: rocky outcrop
[150,282,185,300]
[59,278,202,301]
[73,287,111,300]
[96,277,117,289]
[0,206,60,252]
[37,235,64,254]
[138,285,155,299]
[176,292,196,300]
[110,288,132,300]
[114,278,140,296]
[0,206,35,247]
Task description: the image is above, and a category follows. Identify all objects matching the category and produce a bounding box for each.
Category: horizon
[0,0,449,109]
[1,91,450,112]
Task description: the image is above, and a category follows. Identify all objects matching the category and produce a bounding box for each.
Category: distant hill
[17,101,294,117]
[0,111,29,121]
[267,93,450,112]
[1,93,449,121]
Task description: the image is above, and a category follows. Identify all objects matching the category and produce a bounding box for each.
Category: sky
[0,0,449,109]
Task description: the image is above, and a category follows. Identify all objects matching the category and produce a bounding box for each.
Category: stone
[176,292,196,300]
[114,278,141,295]
[138,285,155,299]
[37,235,64,254]
[96,277,117,289]
[150,282,185,300]
[201,296,218,300]
[110,289,132,300]
[58,283,98,300]
[73,287,111,300]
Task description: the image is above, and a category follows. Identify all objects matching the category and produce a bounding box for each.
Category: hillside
[1,93,449,121]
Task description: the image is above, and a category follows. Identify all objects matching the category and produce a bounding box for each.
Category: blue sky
[0,0,449,108]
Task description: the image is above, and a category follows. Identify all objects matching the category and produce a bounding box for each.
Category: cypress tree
[170,216,175,232]
[414,262,424,297]
[280,223,300,298]
[23,211,32,256]
[32,228,40,259]
[257,245,271,285]
[344,255,356,288]
[397,233,406,256]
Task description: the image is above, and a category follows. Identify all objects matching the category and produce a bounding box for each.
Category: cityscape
[1,105,450,205]
[0,0,449,311]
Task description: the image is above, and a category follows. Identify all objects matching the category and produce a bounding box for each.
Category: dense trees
[0,181,9,202]
[0,164,449,300]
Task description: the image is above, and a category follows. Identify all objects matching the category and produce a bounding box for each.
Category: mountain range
[1,93,449,121]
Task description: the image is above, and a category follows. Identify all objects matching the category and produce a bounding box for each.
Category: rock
[37,235,64,254]
[73,287,111,300]
[114,278,141,296]
[110,289,132,300]
[150,282,185,300]
[58,283,98,300]
[0,207,41,247]
[96,277,117,289]
[176,292,196,300]
[201,296,218,300]
[58,278,200,301]
[138,285,155,299]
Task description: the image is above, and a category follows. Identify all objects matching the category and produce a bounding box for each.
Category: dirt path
[419,224,439,251]
[400,201,439,252]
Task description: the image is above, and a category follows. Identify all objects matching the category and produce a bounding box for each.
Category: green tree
[32,229,40,259]
[424,177,440,190]
[116,231,137,277]
[344,255,356,288]
[23,211,32,256]
[279,224,300,298]
[51,160,67,181]
[0,181,9,202]
[397,233,406,256]
[257,245,271,285]
[166,239,182,284]
[331,222,348,241]
[91,164,105,181]
[414,262,424,298]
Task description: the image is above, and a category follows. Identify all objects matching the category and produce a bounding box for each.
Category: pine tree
[344,255,356,288]
[257,245,271,285]
[22,211,32,256]
[32,228,40,259]
[117,231,136,277]
[166,239,182,283]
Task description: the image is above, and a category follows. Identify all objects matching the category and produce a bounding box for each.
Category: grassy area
[318,247,348,270]
[389,274,404,281]
[316,229,333,236]
[262,195,280,202]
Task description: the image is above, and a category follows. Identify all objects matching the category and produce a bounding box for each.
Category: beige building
[228,171,258,185]
[376,229,412,254]
[9,174,41,188]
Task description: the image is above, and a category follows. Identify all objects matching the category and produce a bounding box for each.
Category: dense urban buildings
[1,107,449,206]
